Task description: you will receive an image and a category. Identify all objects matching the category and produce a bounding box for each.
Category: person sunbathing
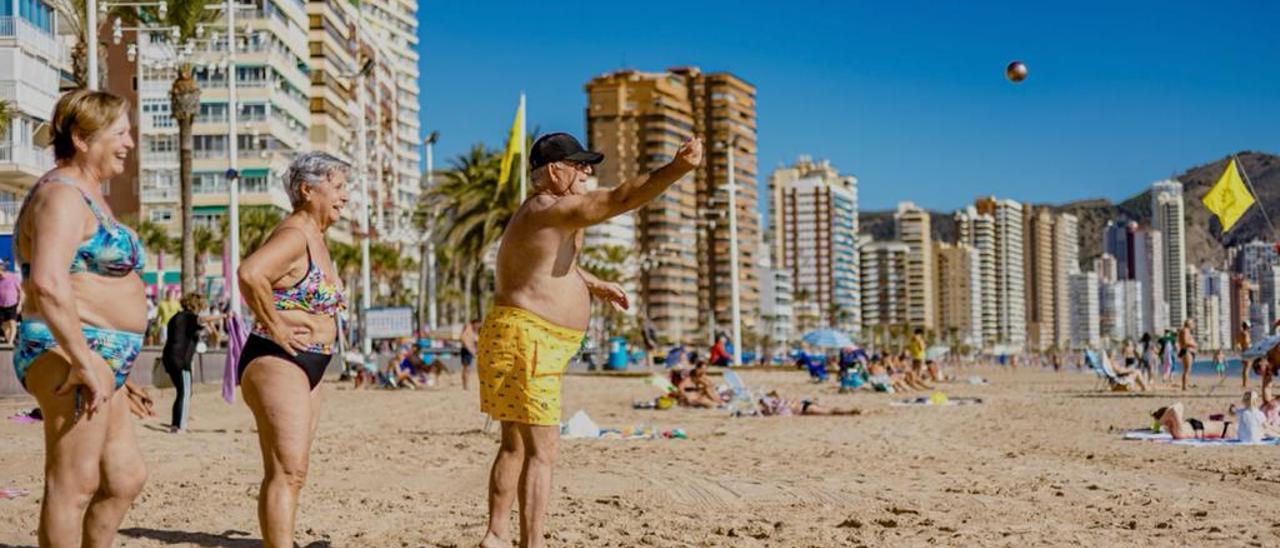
[1152,403,1230,439]
[688,362,726,403]
[669,362,719,408]
[757,390,860,416]
[866,360,913,393]
[1108,350,1150,391]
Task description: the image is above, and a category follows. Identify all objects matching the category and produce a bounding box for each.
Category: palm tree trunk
[463,270,473,323]
[171,67,201,295]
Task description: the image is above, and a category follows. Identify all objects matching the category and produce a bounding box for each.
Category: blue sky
[416,1,1280,217]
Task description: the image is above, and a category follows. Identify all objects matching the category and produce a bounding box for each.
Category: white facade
[360,0,423,236]
[1132,227,1166,334]
[1152,180,1187,328]
[1052,212,1079,349]
[0,1,63,203]
[1069,271,1100,349]
[1099,281,1125,343]
[774,165,860,332]
[956,206,995,347]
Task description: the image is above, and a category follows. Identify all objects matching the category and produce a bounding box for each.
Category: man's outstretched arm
[531,138,703,230]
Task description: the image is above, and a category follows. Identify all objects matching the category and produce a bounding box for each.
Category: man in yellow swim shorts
[477,132,702,548]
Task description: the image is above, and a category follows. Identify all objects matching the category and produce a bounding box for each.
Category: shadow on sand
[119,528,331,548]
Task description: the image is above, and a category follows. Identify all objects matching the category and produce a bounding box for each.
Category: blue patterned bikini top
[17,175,146,278]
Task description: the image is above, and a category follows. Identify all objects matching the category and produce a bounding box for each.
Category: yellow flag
[498,101,524,187]
[1201,158,1254,233]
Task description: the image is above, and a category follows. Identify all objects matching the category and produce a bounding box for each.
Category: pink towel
[222,313,246,404]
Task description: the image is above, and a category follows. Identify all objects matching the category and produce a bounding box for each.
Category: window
[150,209,173,223]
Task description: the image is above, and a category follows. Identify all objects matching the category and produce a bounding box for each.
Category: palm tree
[49,0,103,87]
[192,226,222,285]
[581,244,632,343]
[225,206,284,256]
[149,0,217,293]
[0,101,11,139]
[424,143,522,319]
[121,217,176,292]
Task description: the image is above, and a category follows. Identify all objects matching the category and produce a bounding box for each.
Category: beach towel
[0,487,30,500]
[889,395,983,407]
[1121,429,1280,446]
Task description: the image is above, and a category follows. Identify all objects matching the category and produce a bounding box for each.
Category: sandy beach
[2,365,1278,547]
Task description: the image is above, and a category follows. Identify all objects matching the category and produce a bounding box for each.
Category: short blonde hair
[49,89,130,162]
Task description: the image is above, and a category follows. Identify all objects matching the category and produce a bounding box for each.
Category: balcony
[0,16,66,65]
[0,142,54,192]
[0,200,18,231]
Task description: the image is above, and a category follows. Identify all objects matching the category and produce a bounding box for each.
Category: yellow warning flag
[1201,158,1255,233]
[498,101,524,187]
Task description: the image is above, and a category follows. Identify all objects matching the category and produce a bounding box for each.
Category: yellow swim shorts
[477,306,585,426]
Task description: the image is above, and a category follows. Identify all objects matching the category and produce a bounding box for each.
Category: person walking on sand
[1238,321,1254,388]
[459,318,478,390]
[0,260,23,344]
[477,132,702,548]
[1178,319,1198,391]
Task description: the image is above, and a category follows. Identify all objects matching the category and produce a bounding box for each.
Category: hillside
[860,151,1280,268]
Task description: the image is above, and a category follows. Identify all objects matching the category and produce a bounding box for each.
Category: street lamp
[343,55,376,356]
[421,130,439,334]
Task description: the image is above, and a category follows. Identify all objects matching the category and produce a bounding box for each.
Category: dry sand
[1,365,1279,547]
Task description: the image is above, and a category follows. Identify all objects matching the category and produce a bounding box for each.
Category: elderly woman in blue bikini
[13,89,148,547]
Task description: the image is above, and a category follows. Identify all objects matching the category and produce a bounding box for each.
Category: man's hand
[674,138,704,170]
[587,281,629,312]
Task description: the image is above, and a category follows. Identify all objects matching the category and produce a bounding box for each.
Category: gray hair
[284,151,350,207]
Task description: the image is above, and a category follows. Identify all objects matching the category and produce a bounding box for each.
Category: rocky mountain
[860,151,1280,269]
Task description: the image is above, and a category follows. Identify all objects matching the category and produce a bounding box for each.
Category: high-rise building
[962,197,1025,348]
[758,238,794,349]
[1052,213,1080,349]
[1094,254,1118,284]
[936,242,982,348]
[770,158,859,332]
[1103,221,1132,280]
[1152,180,1188,328]
[955,205,997,347]
[1196,267,1231,350]
[1234,240,1278,284]
[1119,279,1145,341]
[1024,206,1055,351]
[1229,274,1257,343]
[585,67,762,344]
[0,0,63,247]
[860,242,909,336]
[1133,226,1167,334]
[357,0,423,235]
[1258,268,1280,339]
[894,202,934,332]
[1068,271,1100,349]
[1099,280,1125,342]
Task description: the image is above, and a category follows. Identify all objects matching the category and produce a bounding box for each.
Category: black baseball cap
[529,133,604,170]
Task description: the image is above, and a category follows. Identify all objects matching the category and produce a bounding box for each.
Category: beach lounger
[1091,351,1137,392]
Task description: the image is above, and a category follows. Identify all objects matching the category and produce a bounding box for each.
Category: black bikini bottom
[238,334,332,390]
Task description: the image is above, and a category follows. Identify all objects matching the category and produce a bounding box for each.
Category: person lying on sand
[1152,402,1231,439]
[758,390,861,416]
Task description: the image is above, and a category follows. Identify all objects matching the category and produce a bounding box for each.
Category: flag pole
[1233,154,1277,238]
[519,92,527,201]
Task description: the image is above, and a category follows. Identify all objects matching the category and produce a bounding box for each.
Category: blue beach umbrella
[802,328,854,349]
